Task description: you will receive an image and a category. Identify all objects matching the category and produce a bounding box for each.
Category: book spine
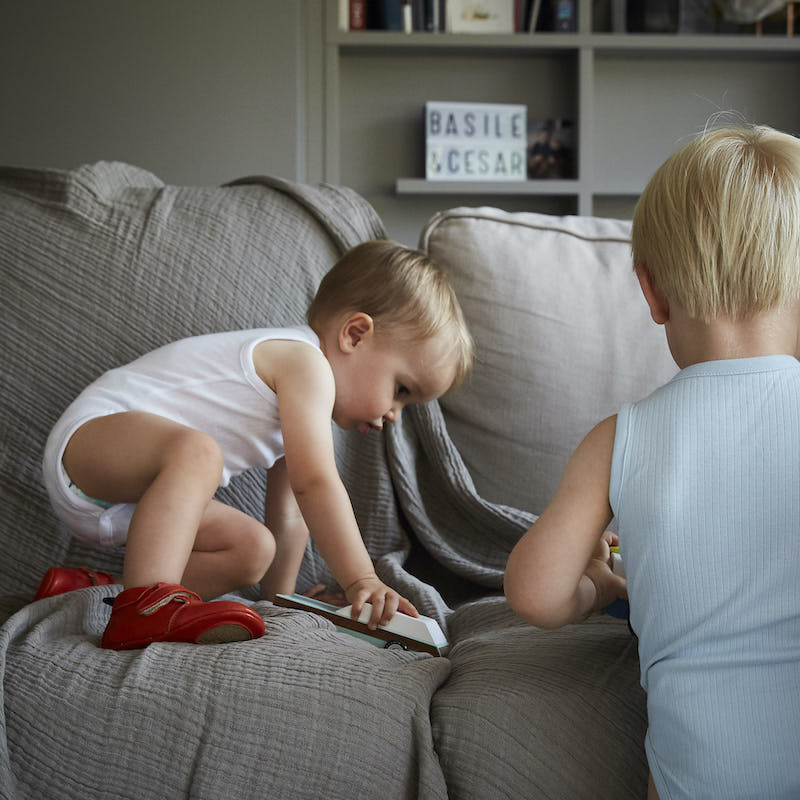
[349,0,367,30]
[528,0,542,32]
[423,0,435,32]
[552,0,577,32]
[412,0,424,31]
[403,1,413,32]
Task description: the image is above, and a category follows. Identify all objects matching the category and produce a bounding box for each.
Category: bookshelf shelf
[332,31,589,52]
[332,30,800,57]
[319,0,800,244]
[396,178,580,195]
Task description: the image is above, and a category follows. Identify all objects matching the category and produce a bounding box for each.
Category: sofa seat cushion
[432,598,649,800]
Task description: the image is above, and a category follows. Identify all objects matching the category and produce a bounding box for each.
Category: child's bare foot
[304,583,348,606]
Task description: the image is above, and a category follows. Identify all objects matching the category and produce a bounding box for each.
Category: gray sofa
[0,162,676,799]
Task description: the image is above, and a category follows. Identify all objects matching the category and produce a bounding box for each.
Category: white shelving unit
[395,178,579,194]
[320,0,800,244]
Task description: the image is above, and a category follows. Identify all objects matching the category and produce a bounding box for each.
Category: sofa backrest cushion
[421,207,677,516]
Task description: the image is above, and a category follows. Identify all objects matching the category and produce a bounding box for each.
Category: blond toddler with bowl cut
[37,240,473,650]
[505,124,800,799]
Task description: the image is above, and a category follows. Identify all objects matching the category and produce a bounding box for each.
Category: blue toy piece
[604,547,630,620]
[604,597,630,619]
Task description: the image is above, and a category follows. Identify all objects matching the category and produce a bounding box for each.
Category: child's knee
[237,521,276,584]
[167,429,224,482]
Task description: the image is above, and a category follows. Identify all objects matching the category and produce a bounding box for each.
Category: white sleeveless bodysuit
[42,326,321,546]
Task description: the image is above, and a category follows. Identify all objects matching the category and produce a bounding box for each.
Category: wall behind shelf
[593,54,800,193]
[7,0,798,244]
[337,49,578,244]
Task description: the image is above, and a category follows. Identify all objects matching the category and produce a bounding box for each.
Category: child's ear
[339,312,374,352]
[634,263,670,325]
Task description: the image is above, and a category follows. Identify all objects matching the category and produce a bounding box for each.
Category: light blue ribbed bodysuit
[609,355,800,800]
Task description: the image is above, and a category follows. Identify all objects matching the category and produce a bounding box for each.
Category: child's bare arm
[261,457,310,599]
[257,340,417,627]
[505,415,625,628]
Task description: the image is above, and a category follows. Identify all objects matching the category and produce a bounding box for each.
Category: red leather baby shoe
[35,566,116,601]
[100,583,266,650]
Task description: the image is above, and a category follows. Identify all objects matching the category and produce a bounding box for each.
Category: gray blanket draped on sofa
[0,162,648,800]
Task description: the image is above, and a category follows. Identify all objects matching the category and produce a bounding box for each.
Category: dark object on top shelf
[627,0,680,32]
[367,0,405,30]
[617,0,799,35]
[535,0,578,31]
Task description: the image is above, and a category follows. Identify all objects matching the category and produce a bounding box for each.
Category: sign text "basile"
[428,109,525,140]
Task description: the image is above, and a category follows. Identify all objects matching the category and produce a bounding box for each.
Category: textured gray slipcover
[0,162,649,799]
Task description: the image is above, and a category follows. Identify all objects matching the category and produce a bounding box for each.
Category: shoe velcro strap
[81,568,103,586]
[140,590,200,615]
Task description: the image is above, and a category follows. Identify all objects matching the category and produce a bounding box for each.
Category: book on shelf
[409,0,437,31]
[523,0,576,32]
[337,0,581,33]
[372,0,405,29]
[552,0,577,31]
[525,0,542,32]
[339,0,444,32]
[346,0,367,30]
[445,0,516,33]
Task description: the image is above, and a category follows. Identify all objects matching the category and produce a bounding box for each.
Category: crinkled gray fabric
[0,162,453,799]
[0,162,648,800]
[432,598,649,799]
[0,161,527,626]
[1,586,450,800]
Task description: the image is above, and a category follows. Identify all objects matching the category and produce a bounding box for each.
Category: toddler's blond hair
[307,240,473,385]
[632,124,800,322]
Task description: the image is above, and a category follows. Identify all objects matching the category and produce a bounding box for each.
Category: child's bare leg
[63,411,226,588]
[64,412,267,648]
[647,773,660,800]
[181,500,275,600]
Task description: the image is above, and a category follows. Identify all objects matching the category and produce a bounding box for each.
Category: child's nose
[383,407,401,424]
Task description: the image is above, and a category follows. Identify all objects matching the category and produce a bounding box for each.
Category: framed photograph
[446,0,515,33]
[527,118,575,179]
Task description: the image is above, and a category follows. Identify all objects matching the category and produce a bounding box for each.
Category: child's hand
[595,530,619,566]
[345,575,419,630]
[580,530,627,619]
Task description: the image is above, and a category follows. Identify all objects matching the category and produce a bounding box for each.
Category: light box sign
[425,101,527,182]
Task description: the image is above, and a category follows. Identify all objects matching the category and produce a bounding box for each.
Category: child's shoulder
[251,331,331,395]
[568,415,617,475]
[585,414,617,448]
